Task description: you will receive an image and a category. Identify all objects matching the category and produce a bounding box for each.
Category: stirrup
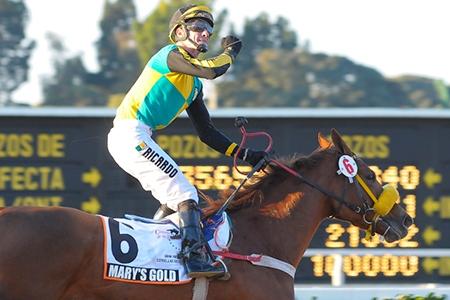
[199,227,230,280]
[210,259,230,281]
[185,261,228,280]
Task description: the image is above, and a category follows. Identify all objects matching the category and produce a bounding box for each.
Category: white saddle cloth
[100,212,230,284]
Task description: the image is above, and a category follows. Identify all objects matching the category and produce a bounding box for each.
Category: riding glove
[240,148,271,171]
[221,36,242,60]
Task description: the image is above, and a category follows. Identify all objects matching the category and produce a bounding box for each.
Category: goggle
[186,20,214,36]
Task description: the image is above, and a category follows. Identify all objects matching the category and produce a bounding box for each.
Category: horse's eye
[367,173,376,181]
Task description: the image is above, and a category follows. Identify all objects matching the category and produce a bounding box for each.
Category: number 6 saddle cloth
[99,212,231,285]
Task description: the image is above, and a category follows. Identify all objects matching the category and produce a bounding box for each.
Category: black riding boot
[177,200,226,278]
[153,204,176,220]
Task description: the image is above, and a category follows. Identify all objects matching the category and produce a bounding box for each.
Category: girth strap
[213,251,296,278]
[192,277,209,300]
[249,254,296,278]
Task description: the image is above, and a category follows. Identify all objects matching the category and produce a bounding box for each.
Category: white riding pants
[107,120,198,211]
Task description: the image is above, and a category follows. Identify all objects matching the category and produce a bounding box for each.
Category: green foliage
[372,292,446,300]
[93,0,141,95]
[216,12,448,108]
[0,0,35,106]
[41,35,106,107]
[389,76,450,108]
[219,49,403,107]
[217,9,450,108]
[133,0,174,64]
[232,13,298,77]
[37,0,450,107]
[41,0,142,106]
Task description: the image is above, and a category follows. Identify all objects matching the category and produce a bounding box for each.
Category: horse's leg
[0,206,104,300]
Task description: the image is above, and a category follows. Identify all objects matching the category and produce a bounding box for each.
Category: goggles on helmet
[186,20,214,36]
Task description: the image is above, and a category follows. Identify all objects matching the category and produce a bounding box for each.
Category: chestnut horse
[0,129,412,300]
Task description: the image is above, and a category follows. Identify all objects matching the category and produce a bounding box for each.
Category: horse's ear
[318,132,332,149]
[331,128,352,155]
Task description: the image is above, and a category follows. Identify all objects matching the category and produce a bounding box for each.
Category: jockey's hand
[241,148,271,171]
[221,36,242,60]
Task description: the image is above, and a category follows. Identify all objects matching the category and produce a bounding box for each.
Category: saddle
[100,212,231,285]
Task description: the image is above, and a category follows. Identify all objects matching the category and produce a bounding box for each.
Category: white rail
[2,107,450,119]
[294,284,450,300]
[303,248,450,257]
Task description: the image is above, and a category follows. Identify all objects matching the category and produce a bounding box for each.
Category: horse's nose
[403,214,414,228]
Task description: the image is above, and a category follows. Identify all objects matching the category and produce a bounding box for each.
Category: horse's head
[318,128,413,243]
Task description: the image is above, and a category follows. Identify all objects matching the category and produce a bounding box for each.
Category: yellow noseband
[355,175,399,240]
[374,184,399,216]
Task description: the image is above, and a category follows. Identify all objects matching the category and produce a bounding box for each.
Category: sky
[13,0,450,106]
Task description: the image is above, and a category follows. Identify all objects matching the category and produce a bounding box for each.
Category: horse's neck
[230,188,328,268]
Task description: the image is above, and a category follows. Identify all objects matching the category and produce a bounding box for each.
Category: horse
[0,129,413,300]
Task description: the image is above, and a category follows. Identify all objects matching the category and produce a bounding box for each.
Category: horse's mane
[201,148,330,218]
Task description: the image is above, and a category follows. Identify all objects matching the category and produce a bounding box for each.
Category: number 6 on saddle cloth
[100,212,231,284]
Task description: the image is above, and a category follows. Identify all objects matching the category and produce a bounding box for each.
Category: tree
[39,0,449,108]
[230,13,298,77]
[389,76,450,108]
[216,12,443,108]
[41,0,142,107]
[217,48,409,108]
[41,32,106,106]
[217,13,302,107]
[87,0,142,98]
[0,0,35,106]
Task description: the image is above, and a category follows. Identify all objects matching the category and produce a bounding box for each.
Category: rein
[219,117,373,219]
[212,119,397,279]
[269,158,369,217]
[270,156,387,241]
[271,154,398,241]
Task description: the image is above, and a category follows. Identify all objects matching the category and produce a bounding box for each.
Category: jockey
[107,4,269,279]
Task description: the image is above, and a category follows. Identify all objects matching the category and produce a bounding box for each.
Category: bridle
[208,119,399,286]
[224,117,398,241]
[270,151,398,241]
